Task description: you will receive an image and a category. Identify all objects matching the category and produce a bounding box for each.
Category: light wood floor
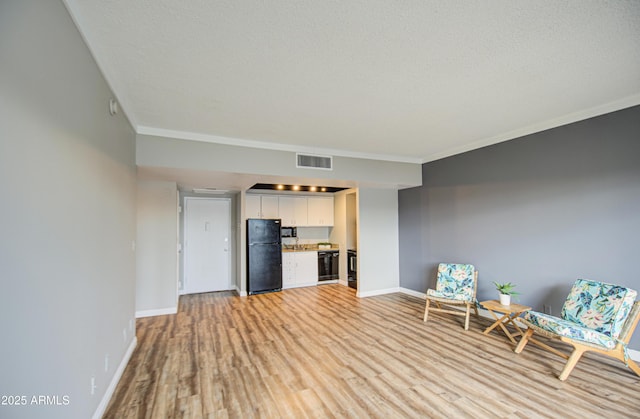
[104,285,640,418]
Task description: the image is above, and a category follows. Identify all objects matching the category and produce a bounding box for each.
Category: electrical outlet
[90,376,96,395]
[104,354,109,372]
[122,328,127,342]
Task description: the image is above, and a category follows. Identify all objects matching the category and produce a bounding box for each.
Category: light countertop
[282,245,339,253]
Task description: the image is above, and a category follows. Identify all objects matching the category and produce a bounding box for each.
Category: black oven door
[318,250,339,281]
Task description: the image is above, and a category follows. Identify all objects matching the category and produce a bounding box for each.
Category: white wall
[0,1,136,418]
[330,191,348,283]
[346,193,357,251]
[137,134,422,189]
[357,188,400,296]
[136,180,178,317]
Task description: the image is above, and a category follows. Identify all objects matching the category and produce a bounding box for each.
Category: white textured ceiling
[64,0,640,163]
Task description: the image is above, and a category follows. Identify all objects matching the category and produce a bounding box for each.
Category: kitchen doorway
[183,197,232,294]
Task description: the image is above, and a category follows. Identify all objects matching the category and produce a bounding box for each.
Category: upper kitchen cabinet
[307,197,334,226]
[279,196,308,226]
[247,193,334,226]
[246,194,279,219]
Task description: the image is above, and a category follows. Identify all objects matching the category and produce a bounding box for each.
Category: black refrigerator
[247,218,283,295]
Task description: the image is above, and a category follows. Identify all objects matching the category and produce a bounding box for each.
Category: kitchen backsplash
[282,226,331,245]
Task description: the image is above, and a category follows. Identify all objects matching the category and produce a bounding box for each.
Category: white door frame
[182,196,232,294]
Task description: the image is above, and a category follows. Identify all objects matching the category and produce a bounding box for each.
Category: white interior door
[183,197,231,294]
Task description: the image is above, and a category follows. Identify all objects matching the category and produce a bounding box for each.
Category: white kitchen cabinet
[279,196,308,226]
[282,251,318,288]
[261,196,279,218]
[282,252,296,289]
[246,194,279,219]
[246,195,261,218]
[248,193,334,226]
[295,251,318,286]
[307,197,334,226]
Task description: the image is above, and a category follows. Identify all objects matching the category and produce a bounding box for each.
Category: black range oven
[347,250,357,289]
[317,250,339,281]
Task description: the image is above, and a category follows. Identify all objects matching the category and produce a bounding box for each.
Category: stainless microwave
[281,226,297,238]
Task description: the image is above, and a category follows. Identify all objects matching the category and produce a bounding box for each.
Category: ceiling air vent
[296,153,333,170]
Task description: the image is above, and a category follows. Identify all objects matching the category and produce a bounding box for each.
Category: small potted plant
[493,281,520,306]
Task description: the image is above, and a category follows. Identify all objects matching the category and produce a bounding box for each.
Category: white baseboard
[358,287,400,298]
[317,280,339,285]
[235,285,247,297]
[135,307,177,318]
[92,337,137,419]
[397,288,640,362]
[399,287,426,299]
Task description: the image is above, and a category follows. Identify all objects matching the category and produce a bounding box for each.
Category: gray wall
[0,1,137,418]
[358,188,400,296]
[136,181,178,316]
[399,105,640,349]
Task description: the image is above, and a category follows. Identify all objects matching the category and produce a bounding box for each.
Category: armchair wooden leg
[627,358,640,377]
[559,346,586,381]
[473,303,479,317]
[464,304,471,330]
[423,299,430,322]
[514,328,534,354]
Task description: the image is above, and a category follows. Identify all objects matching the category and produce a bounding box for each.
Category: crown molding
[422,94,640,163]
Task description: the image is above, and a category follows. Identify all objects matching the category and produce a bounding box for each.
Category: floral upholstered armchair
[423,263,478,330]
[515,279,640,381]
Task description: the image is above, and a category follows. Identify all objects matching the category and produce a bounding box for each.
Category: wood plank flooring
[104,285,640,418]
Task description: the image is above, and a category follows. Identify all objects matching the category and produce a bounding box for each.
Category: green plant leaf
[493,281,520,295]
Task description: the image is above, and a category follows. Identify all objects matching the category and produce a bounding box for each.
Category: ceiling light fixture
[249,183,347,193]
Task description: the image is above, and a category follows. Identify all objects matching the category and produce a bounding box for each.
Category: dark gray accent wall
[399,105,640,349]
[0,1,136,418]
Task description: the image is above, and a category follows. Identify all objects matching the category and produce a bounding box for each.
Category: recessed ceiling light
[248,183,348,193]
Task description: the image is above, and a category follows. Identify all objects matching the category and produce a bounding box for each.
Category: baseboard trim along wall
[235,286,248,297]
[92,337,137,419]
[135,307,178,318]
[358,287,401,298]
[398,287,425,299]
[397,288,640,363]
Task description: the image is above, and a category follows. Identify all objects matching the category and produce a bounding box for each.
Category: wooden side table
[480,300,531,343]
